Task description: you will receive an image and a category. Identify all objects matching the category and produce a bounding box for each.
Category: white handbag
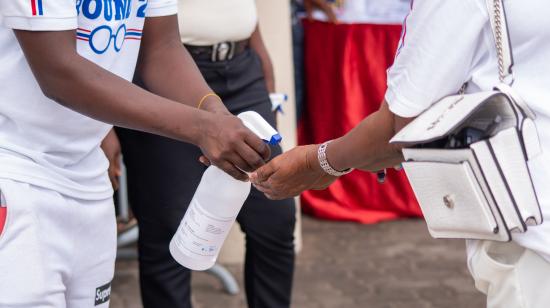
[389,0,543,242]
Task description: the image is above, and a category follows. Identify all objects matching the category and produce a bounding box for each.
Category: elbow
[39,81,69,107]
[13,29,82,104]
[40,83,61,103]
[34,57,80,105]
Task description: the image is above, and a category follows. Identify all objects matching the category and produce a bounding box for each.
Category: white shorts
[0,179,116,308]
[468,240,550,308]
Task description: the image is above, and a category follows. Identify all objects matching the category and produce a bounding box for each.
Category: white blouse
[178,0,258,46]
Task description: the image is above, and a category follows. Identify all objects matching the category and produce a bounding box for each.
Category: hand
[198,113,271,181]
[250,145,338,200]
[100,129,122,190]
[304,0,338,23]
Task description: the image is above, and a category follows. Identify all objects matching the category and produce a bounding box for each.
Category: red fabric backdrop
[298,20,421,223]
[0,208,5,236]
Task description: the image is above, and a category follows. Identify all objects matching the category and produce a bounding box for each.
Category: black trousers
[117,49,296,308]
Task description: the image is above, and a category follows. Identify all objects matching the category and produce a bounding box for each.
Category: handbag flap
[390,91,517,145]
[403,147,526,233]
[402,160,509,241]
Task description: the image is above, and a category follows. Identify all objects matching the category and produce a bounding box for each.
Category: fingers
[244,132,271,162]
[199,156,211,166]
[313,0,337,22]
[108,166,120,191]
[204,155,250,181]
[319,3,338,23]
[250,159,279,198]
[107,153,122,190]
[310,0,338,23]
[325,10,338,24]
[253,180,301,200]
[111,178,120,191]
[225,116,270,171]
[198,113,274,177]
[227,152,254,174]
[250,158,277,184]
[236,140,267,172]
[225,130,269,172]
[253,181,282,200]
[251,177,273,194]
[113,154,122,177]
[250,158,302,200]
[252,145,332,200]
[253,185,278,200]
[219,161,249,182]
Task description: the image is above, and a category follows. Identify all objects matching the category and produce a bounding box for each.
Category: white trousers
[469,240,550,308]
[0,179,116,308]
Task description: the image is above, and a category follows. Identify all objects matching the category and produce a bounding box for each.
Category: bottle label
[173,199,236,257]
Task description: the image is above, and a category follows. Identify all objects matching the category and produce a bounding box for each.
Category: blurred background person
[115,1,296,308]
[291,0,338,120]
[296,0,420,224]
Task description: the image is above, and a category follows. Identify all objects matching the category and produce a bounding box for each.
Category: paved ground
[111,216,485,308]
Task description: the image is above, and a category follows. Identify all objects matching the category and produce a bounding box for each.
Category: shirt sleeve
[0,0,77,31]
[385,0,489,117]
[146,0,178,17]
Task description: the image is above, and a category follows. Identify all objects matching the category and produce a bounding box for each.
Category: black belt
[184,39,250,62]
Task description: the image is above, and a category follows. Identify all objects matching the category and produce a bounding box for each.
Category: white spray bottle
[169,111,282,271]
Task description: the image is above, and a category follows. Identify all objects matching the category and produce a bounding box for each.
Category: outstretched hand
[250,145,338,200]
[197,112,271,181]
[304,0,339,23]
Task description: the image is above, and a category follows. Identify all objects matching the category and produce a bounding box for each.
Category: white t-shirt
[386,0,550,261]
[0,0,177,200]
[178,0,257,46]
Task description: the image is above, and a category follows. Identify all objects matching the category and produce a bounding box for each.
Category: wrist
[317,139,353,177]
[202,97,230,115]
[190,109,213,147]
[305,144,324,173]
[325,138,349,172]
[198,94,230,115]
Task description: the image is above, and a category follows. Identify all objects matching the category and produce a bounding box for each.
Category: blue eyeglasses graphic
[77,24,142,55]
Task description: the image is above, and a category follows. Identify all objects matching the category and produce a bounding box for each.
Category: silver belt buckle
[211,42,236,62]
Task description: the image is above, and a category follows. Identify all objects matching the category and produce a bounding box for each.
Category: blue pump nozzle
[269,93,288,114]
[238,111,282,145]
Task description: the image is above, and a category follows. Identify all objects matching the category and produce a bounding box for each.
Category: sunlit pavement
[111,216,484,308]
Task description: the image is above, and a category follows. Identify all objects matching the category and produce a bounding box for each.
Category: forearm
[326,101,410,172]
[55,56,208,144]
[136,19,228,114]
[14,18,271,181]
[251,101,413,199]
[21,41,206,144]
[250,24,275,93]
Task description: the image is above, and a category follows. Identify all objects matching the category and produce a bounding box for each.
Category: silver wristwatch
[317,141,353,177]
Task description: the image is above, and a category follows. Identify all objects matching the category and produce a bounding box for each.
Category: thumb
[250,161,276,184]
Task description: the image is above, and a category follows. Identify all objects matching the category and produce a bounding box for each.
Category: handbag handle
[486,0,514,85]
[486,0,536,120]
